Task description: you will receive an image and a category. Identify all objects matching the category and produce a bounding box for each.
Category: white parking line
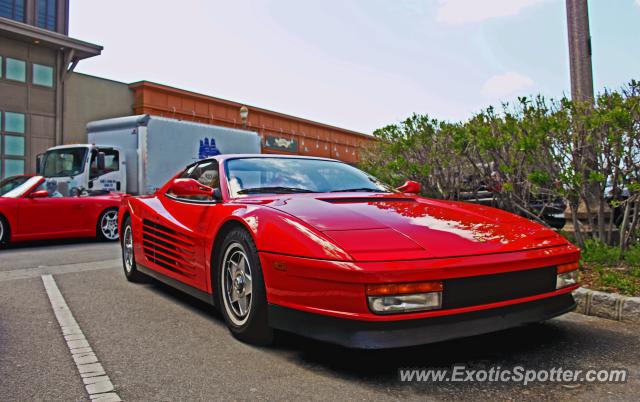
[42,274,122,402]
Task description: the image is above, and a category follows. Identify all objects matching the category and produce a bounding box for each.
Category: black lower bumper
[268,293,576,349]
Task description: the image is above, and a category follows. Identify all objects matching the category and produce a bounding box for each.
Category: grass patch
[573,239,640,296]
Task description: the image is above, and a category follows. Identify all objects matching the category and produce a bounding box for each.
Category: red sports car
[0,175,122,244]
[119,155,580,348]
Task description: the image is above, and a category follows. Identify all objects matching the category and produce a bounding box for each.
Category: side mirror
[170,178,215,198]
[36,153,44,175]
[97,152,106,171]
[397,180,421,194]
[29,190,49,198]
[213,187,222,201]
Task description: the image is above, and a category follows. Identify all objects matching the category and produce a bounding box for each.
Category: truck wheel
[0,215,9,245]
[215,228,273,346]
[121,216,146,282]
[97,208,119,241]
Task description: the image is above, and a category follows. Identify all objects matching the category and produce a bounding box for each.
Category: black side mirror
[36,153,44,175]
[213,188,223,202]
[97,152,106,171]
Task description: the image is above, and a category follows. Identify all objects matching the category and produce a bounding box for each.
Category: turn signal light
[366,281,444,314]
[557,262,579,274]
[366,281,443,296]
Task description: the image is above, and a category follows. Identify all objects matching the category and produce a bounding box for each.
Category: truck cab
[38,144,126,195]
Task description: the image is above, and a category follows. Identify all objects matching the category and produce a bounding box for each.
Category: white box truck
[38,115,261,195]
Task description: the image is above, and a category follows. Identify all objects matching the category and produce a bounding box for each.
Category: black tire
[0,215,9,246]
[121,216,147,282]
[97,208,119,241]
[215,228,273,345]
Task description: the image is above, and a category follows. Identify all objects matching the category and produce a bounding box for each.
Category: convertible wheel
[121,216,146,282]
[0,215,9,245]
[97,208,119,241]
[216,228,273,345]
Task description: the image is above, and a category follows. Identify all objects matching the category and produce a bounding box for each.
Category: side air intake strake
[142,219,195,276]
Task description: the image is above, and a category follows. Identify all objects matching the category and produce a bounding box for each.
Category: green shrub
[581,239,621,266]
[624,243,640,267]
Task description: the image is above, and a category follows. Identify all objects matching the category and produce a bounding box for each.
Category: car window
[90,149,119,179]
[170,161,220,201]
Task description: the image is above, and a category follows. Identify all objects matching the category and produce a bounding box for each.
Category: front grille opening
[442,267,557,309]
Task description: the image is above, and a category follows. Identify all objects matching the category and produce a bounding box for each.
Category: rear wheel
[216,228,273,345]
[97,208,119,241]
[121,216,146,282]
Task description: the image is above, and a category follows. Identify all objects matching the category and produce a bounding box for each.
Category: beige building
[0,0,101,178]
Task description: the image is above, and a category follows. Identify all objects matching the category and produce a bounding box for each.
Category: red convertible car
[0,175,122,244]
[119,155,580,348]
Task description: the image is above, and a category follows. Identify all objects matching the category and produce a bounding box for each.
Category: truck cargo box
[87,115,261,194]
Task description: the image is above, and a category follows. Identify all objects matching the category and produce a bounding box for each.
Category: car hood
[262,194,568,260]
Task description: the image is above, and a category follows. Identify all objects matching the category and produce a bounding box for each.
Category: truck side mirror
[396,180,421,194]
[97,152,106,171]
[170,178,215,198]
[213,187,222,201]
[36,153,44,175]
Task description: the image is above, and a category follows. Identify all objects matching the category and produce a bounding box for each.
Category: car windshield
[43,148,87,177]
[0,176,31,196]
[225,157,394,197]
[1,176,42,198]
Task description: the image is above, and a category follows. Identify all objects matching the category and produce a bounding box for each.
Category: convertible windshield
[1,176,41,198]
[0,176,30,196]
[226,158,393,197]
[43,148,87,177]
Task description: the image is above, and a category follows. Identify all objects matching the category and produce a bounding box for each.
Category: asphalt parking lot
[1,241,638,401]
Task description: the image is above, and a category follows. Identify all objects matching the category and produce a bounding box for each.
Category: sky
[70,0,640,134]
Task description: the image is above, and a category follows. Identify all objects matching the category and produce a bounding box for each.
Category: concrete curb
[572,287,640,322]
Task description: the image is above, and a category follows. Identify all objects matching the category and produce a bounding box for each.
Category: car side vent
[142,219,196,276]
[321,197,415,204]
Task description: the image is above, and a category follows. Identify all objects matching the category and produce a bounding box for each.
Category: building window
[5,112,25,133]
[4,135,25,156]
[33,64,54,87]
[37,0,57,31]
[0,0,25,22]
[5,58,26,82]
[3,159,25,177]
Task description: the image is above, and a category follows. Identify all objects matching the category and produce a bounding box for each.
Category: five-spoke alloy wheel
[216,228,273,345]
[121,216,146,282]
[98,208,119,241]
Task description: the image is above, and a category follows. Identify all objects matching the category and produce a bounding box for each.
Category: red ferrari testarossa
[119,155,579,348]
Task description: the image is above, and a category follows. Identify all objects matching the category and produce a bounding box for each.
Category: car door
[18,179,88,238]
[141,161,222,292]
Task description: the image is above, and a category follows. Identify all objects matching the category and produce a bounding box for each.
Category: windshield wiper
[237,186,316,194]
[330,187,383,193]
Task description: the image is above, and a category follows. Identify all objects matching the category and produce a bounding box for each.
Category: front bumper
[268,293,576,349]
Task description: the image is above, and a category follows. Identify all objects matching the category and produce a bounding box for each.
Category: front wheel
[216,228,273,345]
[0,215,9,245]
[121,216,146,282]
[97,208,119,241]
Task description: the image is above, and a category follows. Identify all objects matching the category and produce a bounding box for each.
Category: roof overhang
[0,17,102,60]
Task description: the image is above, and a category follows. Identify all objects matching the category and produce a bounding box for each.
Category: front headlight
[366,281,443,314]
[556,262,579,289]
